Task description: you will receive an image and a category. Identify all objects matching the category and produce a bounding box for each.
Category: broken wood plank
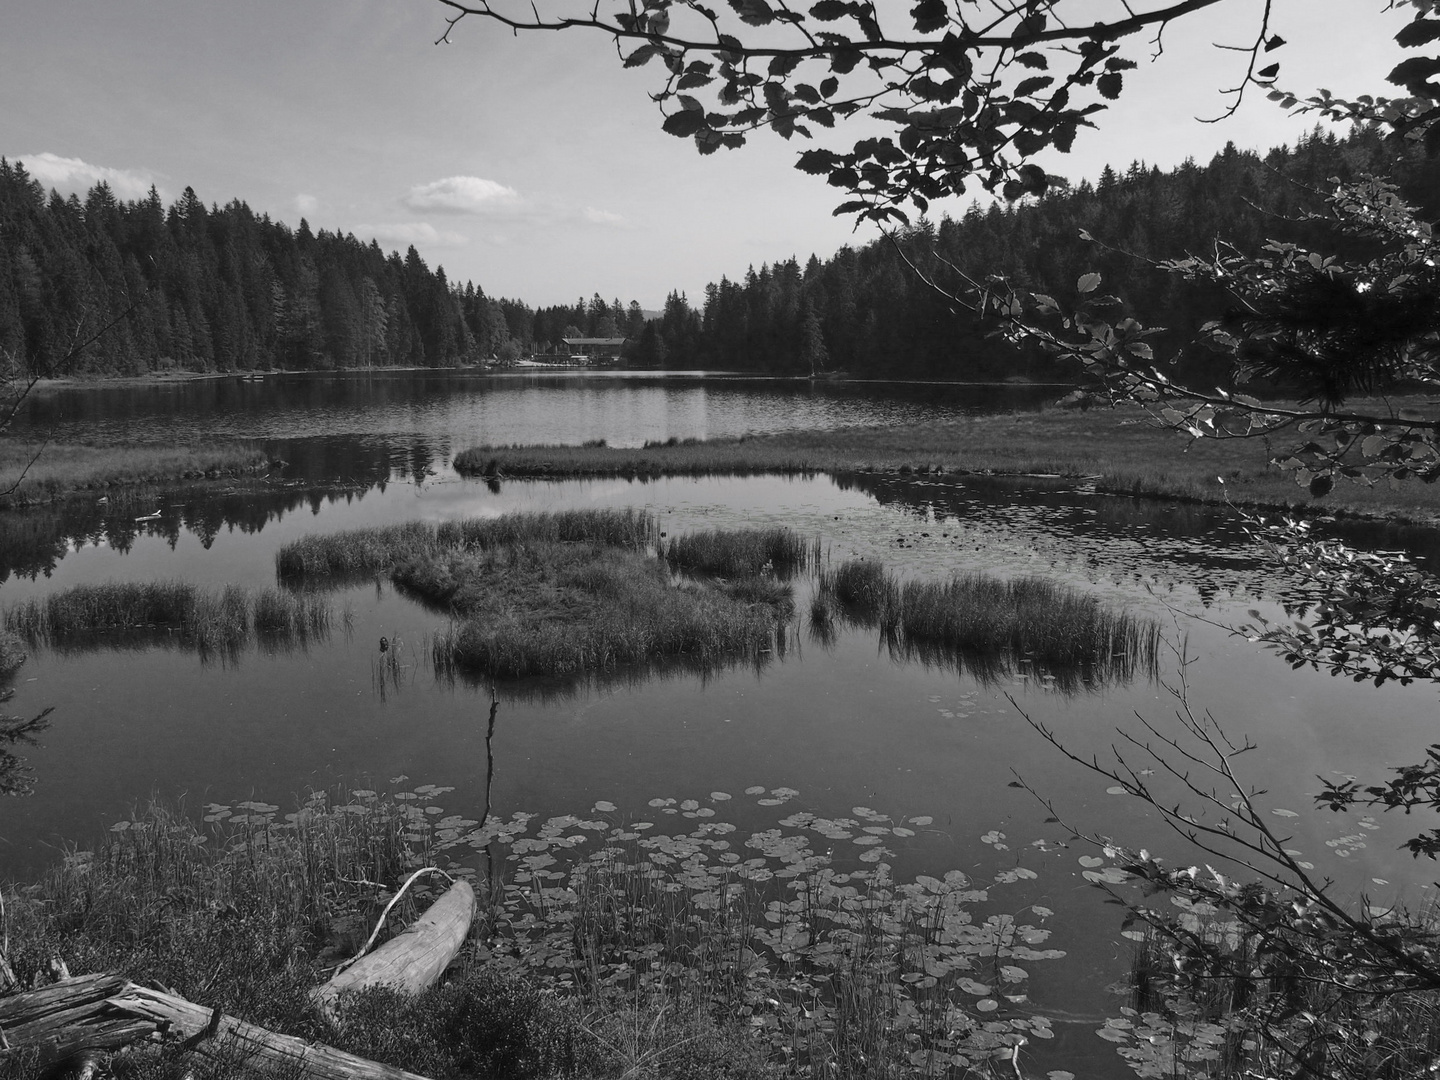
[311,879,475,1024]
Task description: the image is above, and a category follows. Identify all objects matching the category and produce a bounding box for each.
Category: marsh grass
[453,398,1440,524]
[279,511,797,682]
[0,630,24,682]
[5,783,1063,1079]
[0,441,269,507]
[418,542,791,679]
[816,559,1159,688]
[663,528,817,579]
[274,509,659,581]
[3,582,330,654]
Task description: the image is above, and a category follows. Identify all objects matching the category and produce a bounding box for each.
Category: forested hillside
[634,126,1439,384]
[4,126,1435,383]
[0,159,645,376]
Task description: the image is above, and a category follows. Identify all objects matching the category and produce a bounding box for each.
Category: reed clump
[415,542,790,679]
[0,630,25,681]
[278,511,798,682]
[663,526,816,579]
[816,558,1159,686]
[274,509,658,580]
[3,581,331,653]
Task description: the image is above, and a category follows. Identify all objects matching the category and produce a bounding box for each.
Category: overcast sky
[0,1,1415,309]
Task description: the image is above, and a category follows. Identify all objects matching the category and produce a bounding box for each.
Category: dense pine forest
[636,125,1440,385]
[2,126,1435,383]
[0,160,645,376]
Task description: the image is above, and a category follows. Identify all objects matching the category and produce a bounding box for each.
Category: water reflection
[9,371,1061,451]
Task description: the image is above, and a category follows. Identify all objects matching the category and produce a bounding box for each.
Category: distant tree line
[634,126,1438,384]
[0,159,648,376]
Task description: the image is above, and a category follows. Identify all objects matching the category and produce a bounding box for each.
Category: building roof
[561,337,628,346]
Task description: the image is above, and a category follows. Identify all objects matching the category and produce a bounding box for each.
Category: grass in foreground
[814,558,1159,689]
[3,784,1061,1079]
[3,581,330,654]
[453,398,1440,524]
[0,440,269,506]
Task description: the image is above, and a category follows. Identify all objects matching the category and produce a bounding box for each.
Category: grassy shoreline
[0,441,272,507]
[455,401,1440,526]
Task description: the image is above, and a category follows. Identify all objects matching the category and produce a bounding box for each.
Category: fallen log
[107,983,435,1080]
[311,879,476,1024]
[0,878,475,1075]
[0,973,153,1067]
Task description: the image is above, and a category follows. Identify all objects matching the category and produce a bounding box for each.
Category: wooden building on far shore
[560,337,628,365]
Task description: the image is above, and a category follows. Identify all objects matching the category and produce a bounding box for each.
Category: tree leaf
[1077,272,1102,294]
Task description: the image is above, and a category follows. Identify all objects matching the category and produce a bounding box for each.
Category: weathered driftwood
[0,974,154,1067]
[107,983,436,1080]
[311,879,476,1024]
[0,880,474,1075]
[0,975,437,1078]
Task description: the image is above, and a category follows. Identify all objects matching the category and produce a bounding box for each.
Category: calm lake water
[4,371,1438,1076]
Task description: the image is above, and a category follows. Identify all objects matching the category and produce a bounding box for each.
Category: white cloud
[294,193,320,217]
[404,175,520,214]
[13,152,161,201]
[582,206,625,226]
[358,222,469,249]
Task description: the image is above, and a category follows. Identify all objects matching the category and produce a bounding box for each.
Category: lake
[4,370,1437,1076]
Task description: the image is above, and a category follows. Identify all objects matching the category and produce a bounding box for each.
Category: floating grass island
[277,509,809,681]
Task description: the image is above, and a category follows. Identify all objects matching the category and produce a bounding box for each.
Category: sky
[0,0,1417,309]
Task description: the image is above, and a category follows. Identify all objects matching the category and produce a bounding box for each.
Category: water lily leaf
[593,801,617,812]
[745,786,766,795]
[976,999,999,1013]
[710,791,731,800]
[1271,808,1299,818]
[1078,856,1104,868]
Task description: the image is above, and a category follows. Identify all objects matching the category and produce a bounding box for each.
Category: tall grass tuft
[0,630,25,682]
[275,509,660,582]
[436,507,658,552]
[421,542,790,680]
[3,581,332,654]
[819,559,898,622]
[816,559,1159,688]
[663,526,815,579]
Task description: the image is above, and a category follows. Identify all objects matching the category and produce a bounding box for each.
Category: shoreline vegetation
[9,397,1440,524]
[0,783,1069,1080]
[0,440,272,508]
[453,399,1440,525]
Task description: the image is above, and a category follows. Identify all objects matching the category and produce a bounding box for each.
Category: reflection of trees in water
[0,480,385,583]
[0,435,458,583]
